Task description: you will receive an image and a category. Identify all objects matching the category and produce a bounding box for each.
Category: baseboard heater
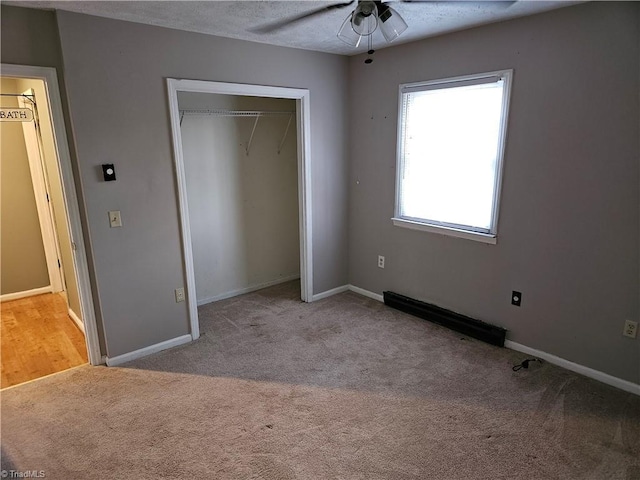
[383,291,506,347]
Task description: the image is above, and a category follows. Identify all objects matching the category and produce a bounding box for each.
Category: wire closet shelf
[179,109,295,156]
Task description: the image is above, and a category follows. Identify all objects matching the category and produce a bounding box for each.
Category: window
[394,70,513,244]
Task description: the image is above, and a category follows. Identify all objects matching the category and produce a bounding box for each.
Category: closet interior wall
[178,93,300,305]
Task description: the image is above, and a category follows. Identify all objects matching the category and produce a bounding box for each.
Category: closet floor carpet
[1,293,88,389]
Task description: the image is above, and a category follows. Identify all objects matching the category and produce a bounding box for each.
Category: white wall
[347,2,639,383]
[178,93,299,304]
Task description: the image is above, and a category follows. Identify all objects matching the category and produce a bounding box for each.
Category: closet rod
[180,109,293,117]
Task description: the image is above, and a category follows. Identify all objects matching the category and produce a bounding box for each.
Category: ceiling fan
[251,1,409,63]
[252,0,515,63]
[337,1,408,47]
[338,0,409,63]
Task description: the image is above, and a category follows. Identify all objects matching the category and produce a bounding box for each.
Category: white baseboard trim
[1,285,52,302]
[312,285,349,301]
[311,284,385,302]
[105,334,193,367]
[348,285,384,303]
[67,308,84,334]
[505,340,640,396]
[197,274,300,306]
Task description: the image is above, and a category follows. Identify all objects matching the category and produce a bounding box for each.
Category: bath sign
[0,108,34,122]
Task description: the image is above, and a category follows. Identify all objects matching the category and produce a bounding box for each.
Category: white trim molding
[392,218,497,245]
[0,286,52,302]
[505,340,640,396]
[68,308,84,334]
[310,284,384,303]
[312,285,349,302]
[105,334,192,367]
[19,90,65,293]
[349,285,384,303]
[166,78,313,342]
[197,275,301,306]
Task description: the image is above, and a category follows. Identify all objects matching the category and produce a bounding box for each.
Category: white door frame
[2,64,102,366]
[18,89,65,294]
[166,79,313,340]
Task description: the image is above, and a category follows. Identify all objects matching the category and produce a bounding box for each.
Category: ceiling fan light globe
[351,9,378,36]
[379,7,408,42]
[337,14,363,47]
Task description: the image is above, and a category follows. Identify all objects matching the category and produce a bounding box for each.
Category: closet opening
[167,80,312,340]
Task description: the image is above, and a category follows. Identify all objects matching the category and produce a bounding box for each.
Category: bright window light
[394,70,513,242]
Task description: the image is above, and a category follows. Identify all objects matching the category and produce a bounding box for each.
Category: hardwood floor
[1,293,88,389]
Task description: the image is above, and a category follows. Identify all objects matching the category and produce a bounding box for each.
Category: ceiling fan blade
[397,0,517,6]
[250,1,356,34]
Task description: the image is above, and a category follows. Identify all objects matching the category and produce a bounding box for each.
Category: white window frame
[393,69,513,244]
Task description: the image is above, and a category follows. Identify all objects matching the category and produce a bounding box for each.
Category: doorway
[167,80,313,339]
[1,64,101,387]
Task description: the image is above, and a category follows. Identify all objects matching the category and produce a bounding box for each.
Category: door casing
[166,78,313,340]
[2,64,103,366]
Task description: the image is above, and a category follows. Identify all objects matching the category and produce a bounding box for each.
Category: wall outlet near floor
[175,287,185,303]
[378,255,385,269]
[623,320,637,339]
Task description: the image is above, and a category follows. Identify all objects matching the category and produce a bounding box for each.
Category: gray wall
[0,78,50,294]
[55,11,349,357]
[347,2,639,383]
[178,93,299,304]
[0,6,63,68]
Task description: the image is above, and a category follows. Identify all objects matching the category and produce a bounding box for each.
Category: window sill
[392,218,497,245]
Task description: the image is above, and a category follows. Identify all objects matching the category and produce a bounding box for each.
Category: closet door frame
[166,79,313,340]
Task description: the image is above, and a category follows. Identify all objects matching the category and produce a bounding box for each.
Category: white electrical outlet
[378,255,385,269]
[623,320,638,339]
[175,287,185,303]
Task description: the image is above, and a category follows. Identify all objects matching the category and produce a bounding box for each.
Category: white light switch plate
[108,210,122,228]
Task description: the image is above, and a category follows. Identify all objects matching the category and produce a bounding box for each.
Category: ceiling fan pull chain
[365,33,374,64]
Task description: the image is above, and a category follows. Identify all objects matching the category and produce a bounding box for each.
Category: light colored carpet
[1,281,639,479]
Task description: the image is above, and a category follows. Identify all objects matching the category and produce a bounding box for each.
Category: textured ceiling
[7,1,581,55]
